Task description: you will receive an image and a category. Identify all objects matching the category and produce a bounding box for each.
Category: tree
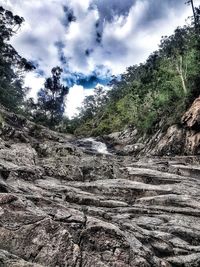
[186,0,198,30]
[36,67,69,127]
[78,86,108,122]
[186,0,200,34]
[160,27,191,94]
[0,6,34,111]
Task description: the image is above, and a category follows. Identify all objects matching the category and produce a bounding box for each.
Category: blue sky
[1,0,199,117]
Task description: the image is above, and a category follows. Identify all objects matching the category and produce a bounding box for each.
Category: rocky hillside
[0,106,200,266]
[104,96,200,157]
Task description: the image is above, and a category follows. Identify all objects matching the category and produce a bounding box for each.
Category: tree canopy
[27,67,69,127]
[0,6,35,111]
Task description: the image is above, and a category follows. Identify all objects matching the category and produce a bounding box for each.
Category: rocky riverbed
[0,107,200,267]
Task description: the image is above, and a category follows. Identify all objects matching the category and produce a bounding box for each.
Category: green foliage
[0,6,34,111]
[73,13,200,137]
[26,67,69,128]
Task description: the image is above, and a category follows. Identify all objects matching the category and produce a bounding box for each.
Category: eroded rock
[182,96,200,130]
[0,106,199,266]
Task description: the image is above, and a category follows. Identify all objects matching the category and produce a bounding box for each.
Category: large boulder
[121,143,145,155]
[182,96,200,130]
[106,127,138,146]
[152,125,186,156]
[0,144,38,166]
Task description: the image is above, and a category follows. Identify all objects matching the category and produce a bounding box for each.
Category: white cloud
[66,82,112,118]
[66,85,94,118]
[96,0,195,74]
[25,72,45,99]
[63,7,99,74]
[1,0,69,76]
[69,0,91,13]
[1,0,197,76]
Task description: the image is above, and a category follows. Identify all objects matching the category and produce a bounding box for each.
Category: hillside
[99,95,200,157]
[74,23,200,147]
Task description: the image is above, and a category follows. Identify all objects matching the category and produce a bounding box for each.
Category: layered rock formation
[0,107,200,266]
[150,97,200,156]
[105,97,200,157]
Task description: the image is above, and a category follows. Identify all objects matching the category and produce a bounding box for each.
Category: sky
[1,0,199,118]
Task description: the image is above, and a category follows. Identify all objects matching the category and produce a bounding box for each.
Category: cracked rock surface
[0,108,200,266]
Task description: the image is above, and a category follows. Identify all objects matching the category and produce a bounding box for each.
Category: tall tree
[189,1,197,24]
[36,67,69,126]
[186,0,200,32]
[0,6,34,111]
[78,86,108,122]
[160,27,190,94]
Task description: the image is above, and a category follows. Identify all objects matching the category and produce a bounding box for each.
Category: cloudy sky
[1,0,199,117]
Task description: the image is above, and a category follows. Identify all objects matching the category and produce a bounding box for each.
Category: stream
[74,137,111,155]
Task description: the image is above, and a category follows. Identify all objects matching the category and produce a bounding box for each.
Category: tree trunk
[190,0,197,29]
[176,55,187,94]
